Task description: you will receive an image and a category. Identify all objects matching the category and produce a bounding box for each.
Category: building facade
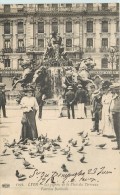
[0,3,119,88]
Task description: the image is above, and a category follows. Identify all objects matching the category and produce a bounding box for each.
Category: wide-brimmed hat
[67,86,73,90]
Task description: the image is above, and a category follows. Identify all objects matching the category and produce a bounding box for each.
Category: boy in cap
[65,86,75,119]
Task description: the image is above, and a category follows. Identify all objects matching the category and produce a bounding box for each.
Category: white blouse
[20,96,39,112]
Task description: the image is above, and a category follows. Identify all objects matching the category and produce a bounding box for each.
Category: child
[92,91,103,135]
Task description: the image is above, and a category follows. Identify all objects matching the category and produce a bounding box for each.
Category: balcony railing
[85,48,96,53]
[0,5,119,14]
[3,48,13,53]
[16,47,26,53]
[100,47,109,52]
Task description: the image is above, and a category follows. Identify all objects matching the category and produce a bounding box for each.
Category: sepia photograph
[0,1,120,195]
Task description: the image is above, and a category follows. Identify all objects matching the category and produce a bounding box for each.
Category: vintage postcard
[0,1,120,195]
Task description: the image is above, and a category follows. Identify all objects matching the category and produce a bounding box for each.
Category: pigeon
[40,155,45,163]
[51,140,60,148]
[17,138,24,144]
[19,145,28,151]
[57,135,62,142]
[22,138,29,145]
[68,138,73,144]
[82,133,88,139]
[71,140,77,147]
[23,158,31,167]
[25,164,35,169]
[16,170,26,180]
[12,150,22,159]
[84,141,90,146]
[77,146,84,153]
[61,146,70,155]
[78,131,84,136]
[67,152,72,161]
[45,144,52,151]
[61,164,68,172]
[6,139,16,148]
[80,155,87,163]
[1,148,7,156]
[96,143,106,149]
[28,149,36,158]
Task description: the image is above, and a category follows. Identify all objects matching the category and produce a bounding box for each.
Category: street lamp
[109,46,116,79]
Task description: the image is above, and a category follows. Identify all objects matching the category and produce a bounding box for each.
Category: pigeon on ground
[80,155,87,163]
[40,155,45,163]
[67,152,72,161]
[1,148,7,156]
[82,133,88,139]
[68,138,73,144]
[23,158,31,167]
[25,164,35,169]
[78,131,84,136]
[96,143,106,149]
[77,146,84,153]
[61,164,68,172]
[57,135,62,142]
[12,150,22,159]
[61,146,70,155]
[51,140,60,148]
[18,145,28,151]
[71,140,77,147]
[16,170,26,180]
[6,139,16,148]
[84,141,90,146]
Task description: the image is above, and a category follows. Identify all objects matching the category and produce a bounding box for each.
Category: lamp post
[109,46,116,79]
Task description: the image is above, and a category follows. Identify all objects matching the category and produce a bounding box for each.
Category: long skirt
[21,110,38,140]
[101,105,115,137]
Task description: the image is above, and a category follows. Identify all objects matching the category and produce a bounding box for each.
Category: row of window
[3,38,119,51]
[3,20,119,34]
[3,58,119,69]
[3,3,119,12]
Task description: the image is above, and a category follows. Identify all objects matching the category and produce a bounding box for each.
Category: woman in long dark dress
[20,88,39,140]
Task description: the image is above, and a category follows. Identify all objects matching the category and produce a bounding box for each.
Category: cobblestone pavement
[0,106,120,194]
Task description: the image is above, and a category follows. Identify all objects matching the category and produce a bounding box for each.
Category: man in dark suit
[0,83,7,118]
[65,86,75,119]
[111,84,120,150]
[75,84,87,119]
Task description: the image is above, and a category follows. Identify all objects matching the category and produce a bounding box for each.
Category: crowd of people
[0,79,120,150]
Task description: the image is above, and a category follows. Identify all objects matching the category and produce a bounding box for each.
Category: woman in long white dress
[101,87,115,137]
[20,88,39,140]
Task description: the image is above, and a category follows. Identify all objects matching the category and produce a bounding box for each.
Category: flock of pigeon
[0,131,107,181]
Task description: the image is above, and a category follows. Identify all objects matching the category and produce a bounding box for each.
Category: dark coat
[0,90,6,106]
[75,88,87,103]
[65,90,75,105]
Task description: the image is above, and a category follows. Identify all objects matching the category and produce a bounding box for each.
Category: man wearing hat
[0,83,7,119]
[111,83,120,150]
[65,86,75,119]
[75,84,87,119]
